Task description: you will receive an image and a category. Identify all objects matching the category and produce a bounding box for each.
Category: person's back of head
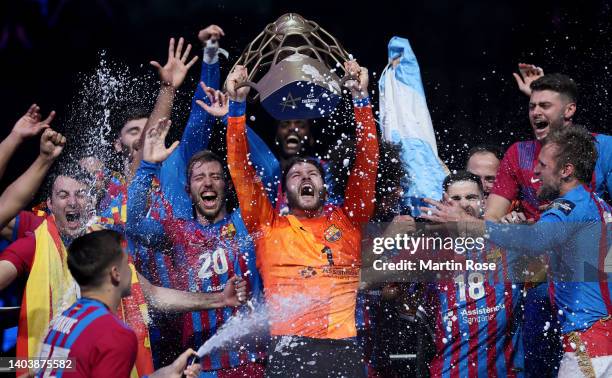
[68,230,131,297]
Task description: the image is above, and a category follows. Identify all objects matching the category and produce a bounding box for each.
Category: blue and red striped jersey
[427,246,525,378]
[127,160,265,371]
[37,297,137,378]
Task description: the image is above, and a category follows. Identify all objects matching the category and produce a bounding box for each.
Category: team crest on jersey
[547,199,575,215]
[299,266,317,278]
[324,224,342,242]
[221,223,236,239]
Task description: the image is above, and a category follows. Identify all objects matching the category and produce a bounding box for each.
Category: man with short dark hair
[443,171,485,217]
[485,73,612,222]
[35,230,207,378]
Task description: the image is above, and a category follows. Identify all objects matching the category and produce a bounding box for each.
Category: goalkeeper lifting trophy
[228,13,354,120]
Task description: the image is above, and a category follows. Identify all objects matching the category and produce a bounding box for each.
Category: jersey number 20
[198,248,229,279]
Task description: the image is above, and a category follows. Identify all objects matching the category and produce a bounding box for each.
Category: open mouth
[300,183,315,197]
[200,192,218,207]
[286,135,300,148]
[65,212,81,224]
[534,120,549,130]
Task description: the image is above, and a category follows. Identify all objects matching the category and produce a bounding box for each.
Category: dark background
[1,0,611,191]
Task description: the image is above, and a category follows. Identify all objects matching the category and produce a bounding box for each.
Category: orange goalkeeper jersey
[227,102,378,339]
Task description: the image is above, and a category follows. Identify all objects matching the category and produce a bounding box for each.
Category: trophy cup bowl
[229,13,354,120]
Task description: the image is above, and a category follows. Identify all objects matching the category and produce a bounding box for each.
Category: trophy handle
[235,81,260,92]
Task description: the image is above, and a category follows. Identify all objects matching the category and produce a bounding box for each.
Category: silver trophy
[228,13,354,120]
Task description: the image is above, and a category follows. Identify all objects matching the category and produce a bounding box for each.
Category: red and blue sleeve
[0,235,36,277]
[491,143,520,201]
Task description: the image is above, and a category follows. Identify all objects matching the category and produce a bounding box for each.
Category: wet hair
[187,150,227,184]
[282,156,326,192]
[326,139,405,207]
[68,230,124,288]
[112,106,150,137]
[467,144,504,162]
[530,73,578,103]
[542,125,597,183]
[443,171,484,194]
[46,162,94,198]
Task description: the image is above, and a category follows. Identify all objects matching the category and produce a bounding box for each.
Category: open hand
[12,104,55,141]
[142,118,179,163]
[512,63,544,97]
[150,37,199,89]
[195,82,228,117]
[418,196,471,224]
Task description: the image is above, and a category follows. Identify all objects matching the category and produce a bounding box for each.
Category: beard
[537,182,561,201]
[286,187,326,211]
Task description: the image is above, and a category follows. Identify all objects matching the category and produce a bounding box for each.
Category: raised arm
[178,25,224,161]
[128,37,198,179]
[341,61,379,224]
[158,28,225,219]
[197,88,282,206]
[512,63,544,97]
[138,272,247,312]
[486,212,568,253]
[0,129,64,239]
[126,118,179,246]
[0,104,54,180]
[159,26,225,183]
[225,66,275,232]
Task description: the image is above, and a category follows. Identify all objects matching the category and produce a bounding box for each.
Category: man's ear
[564,102,577,121]
[561,163,575,180]
[114,138,123,154]
[110,265,121,286]
[46,197,52,212]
